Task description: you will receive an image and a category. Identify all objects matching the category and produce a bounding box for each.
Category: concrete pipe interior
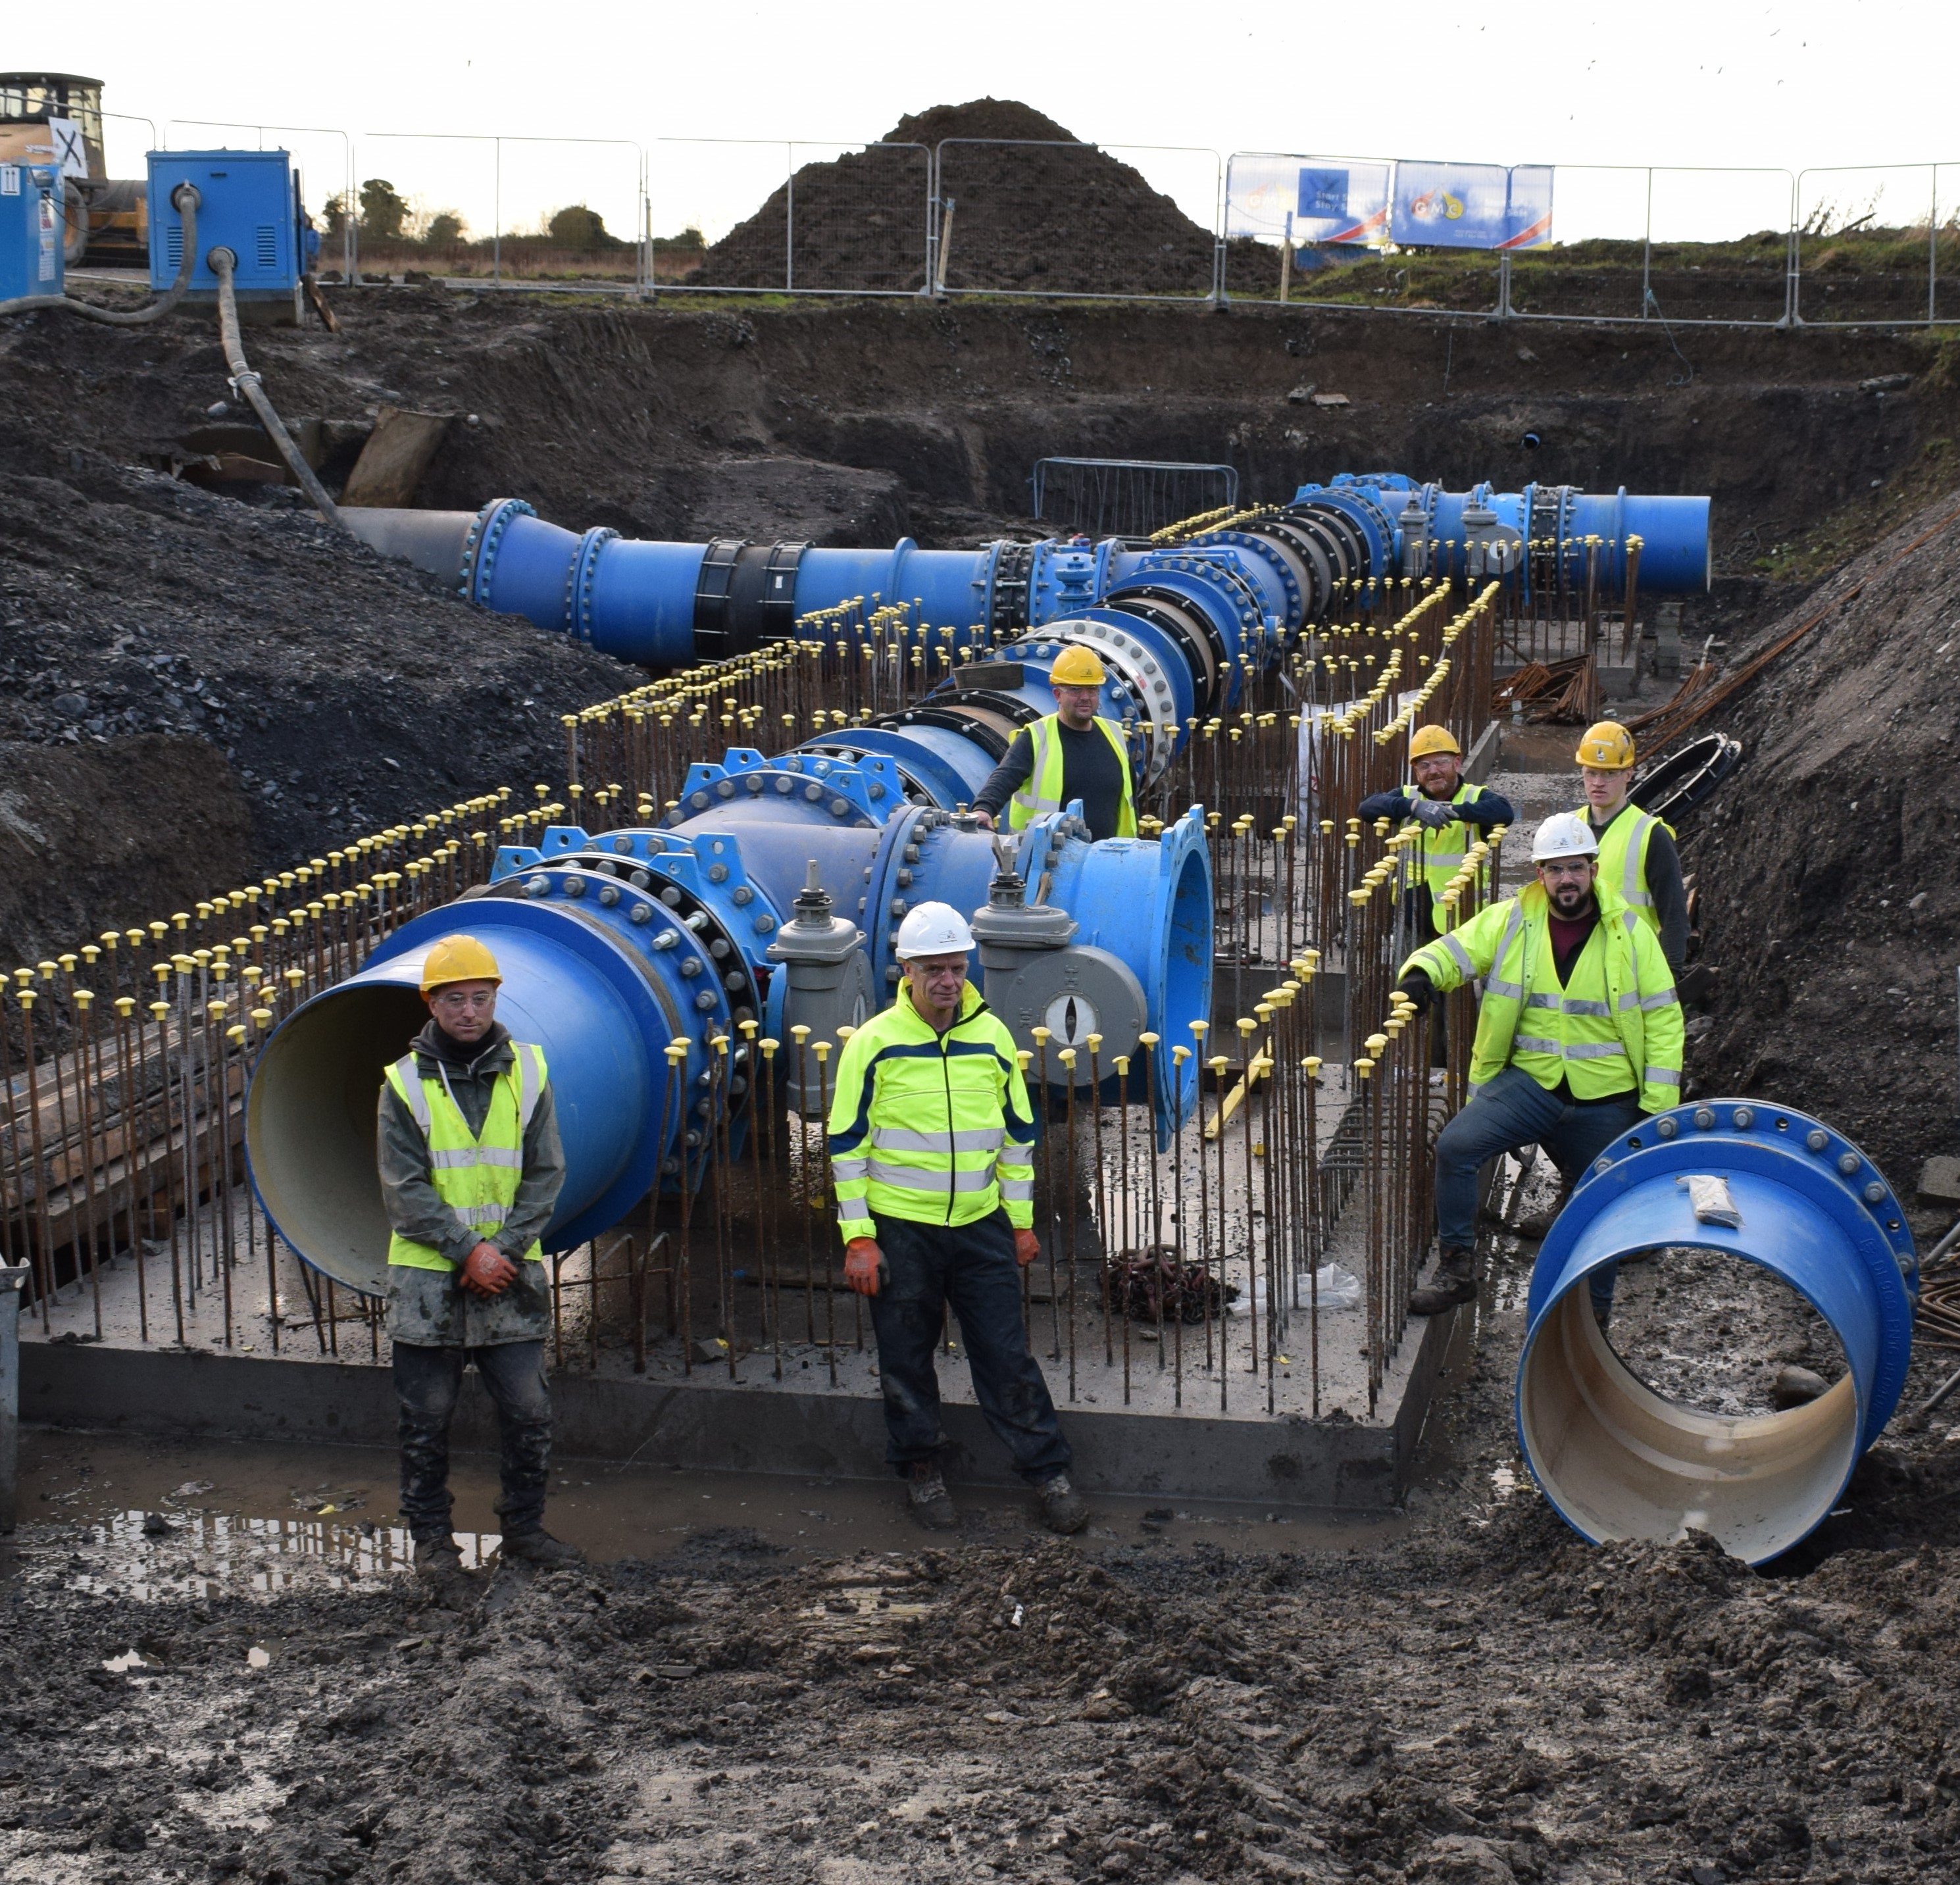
[1518,1256,1859,1567]
[247,977,427,1298]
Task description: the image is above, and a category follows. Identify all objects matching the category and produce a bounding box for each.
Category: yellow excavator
[0,72,147,267]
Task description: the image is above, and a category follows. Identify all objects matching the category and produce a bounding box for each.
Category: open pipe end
[1519,1281,1861,1566]
[248,974,427,1298]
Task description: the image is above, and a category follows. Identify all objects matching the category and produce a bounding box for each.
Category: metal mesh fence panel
[1796,164,1959,325]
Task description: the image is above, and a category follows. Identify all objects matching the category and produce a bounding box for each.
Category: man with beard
[1392,813,1682,1319]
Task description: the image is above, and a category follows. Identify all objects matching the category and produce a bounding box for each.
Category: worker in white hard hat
[1572,720,1688,973]
[376,932,580,1599]
[1392,812,1683,1319]
[826,901,1087,1535]
[971,641,1139,840]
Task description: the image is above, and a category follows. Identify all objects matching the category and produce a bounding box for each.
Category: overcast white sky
[16,1,1957,245]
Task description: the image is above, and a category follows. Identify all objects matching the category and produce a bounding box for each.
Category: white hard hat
[894,901,976,960]
[1530,811,1599,863]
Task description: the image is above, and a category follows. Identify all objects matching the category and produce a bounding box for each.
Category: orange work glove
[843,1237,886,1297]
[461,1241,517,1297]
[1014,1228,1042,1267]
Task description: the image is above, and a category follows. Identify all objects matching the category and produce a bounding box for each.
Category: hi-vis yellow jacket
[1400,879,1683,1113]
[826,980,1036,1242]
[382,1043,549,1270]
[1009,712,1138,836]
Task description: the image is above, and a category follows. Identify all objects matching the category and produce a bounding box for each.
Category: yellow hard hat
[1049,643,1108,688]
[1574,720,1636,770]
[1408,724,1461,761]
[420,933,503,994]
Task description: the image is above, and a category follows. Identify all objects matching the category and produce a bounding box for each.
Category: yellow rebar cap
[420,934,503,994]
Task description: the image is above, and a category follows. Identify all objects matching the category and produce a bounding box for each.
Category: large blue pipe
[1516,1099,1916,1565]
[343,471,1712,681]
[247,740,1212,1295]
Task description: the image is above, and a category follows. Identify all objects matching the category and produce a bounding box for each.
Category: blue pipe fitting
[1515,1099,1917,1565]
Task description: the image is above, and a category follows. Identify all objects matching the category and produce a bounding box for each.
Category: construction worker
[1393,813,1682,1319]
[827,901,1088,1536]
[1573,720,1689,974]
[377,934,580,1596]
[972,643,1138,841]
[1358,724,1516,943]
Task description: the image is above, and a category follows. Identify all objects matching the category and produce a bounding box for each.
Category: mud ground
[7,1193,1960,1885]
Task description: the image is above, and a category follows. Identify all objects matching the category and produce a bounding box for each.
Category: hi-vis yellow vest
[1008,712,1138,836]
[384,1043,548,1270]
[1413,782,1489,905]
[1582,799,1672,940]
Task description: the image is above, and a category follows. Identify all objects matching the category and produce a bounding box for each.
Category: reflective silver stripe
[1563,1041,1630,1062]
[1559,998,1612,1018]
[1615,991,1642,1011]
[516,1042,545,1128]
[870,1161,995,1194]
[1423,847,1467,868]
[838,1207,871,1227]
[1523,992,1558,1009]
[1015,718,1065,819]
[999,1177,1035,1201]
[1485,978,1524,999]
[1514,1034,1564,1056]
[831,1155,869,1183]
[1644,1066,1683,1087]
[1622,814,1657,907]
[390,1055,432,1132]
[1640,989,1679,1011]
[871,1126,1004,1155]
[455,1203,509,1229]
[429,1146,522,1170]
[1439,933,1474,978]
[1490,901,1526,981]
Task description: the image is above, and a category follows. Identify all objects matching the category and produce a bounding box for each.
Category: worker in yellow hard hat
[376,932,578,1598]
[1572,720,1687,974]
[972,640,1138,841]
[1361,724,1516,943]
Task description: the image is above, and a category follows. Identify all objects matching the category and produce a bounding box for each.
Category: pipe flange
[663,747,894,830]
[989,541,1037,637]
[461,497,536,607]
[565,526,620,641]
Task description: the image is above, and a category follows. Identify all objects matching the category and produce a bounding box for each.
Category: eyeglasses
[431,989,497,1013]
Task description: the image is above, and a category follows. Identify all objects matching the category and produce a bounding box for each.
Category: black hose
[209,245,345,532]
[0,182,204,324]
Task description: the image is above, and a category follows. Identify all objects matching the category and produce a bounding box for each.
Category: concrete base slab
[20,1280,1469,1511]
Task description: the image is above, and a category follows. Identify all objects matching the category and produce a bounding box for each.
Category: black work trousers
[868,1209,1071,1484]
[393,1339,553,1544]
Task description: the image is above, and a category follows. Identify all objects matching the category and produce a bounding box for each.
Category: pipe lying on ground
[1517,1100,1917,1565]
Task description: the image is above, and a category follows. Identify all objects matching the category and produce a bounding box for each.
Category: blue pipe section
[343,471,1711,680]
[1515,1099,1916,1565]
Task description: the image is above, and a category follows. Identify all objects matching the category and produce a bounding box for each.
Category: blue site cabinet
[147,148,306,314]
[0,163,64,301]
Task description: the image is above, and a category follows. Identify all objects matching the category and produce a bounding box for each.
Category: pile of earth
[1688,479,1960,1193]
[0,447,630,968]
[693,98,1234,298]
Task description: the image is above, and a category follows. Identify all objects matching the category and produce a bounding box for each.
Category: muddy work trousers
[867,1209,1071,1484]
[1434,1065,1644,1309]
[394,1339,552,1544]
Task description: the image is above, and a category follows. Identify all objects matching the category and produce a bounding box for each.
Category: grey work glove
[1411,796,1457,830]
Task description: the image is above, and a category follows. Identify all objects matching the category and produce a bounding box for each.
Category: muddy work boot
[1036,1473,1089,1536]
[905,1461,959,1532]
[1513,1186,1572,1242]
[500,1529,585,1567]
[414,1539,475,1607]
[1409,1247,1478,1317]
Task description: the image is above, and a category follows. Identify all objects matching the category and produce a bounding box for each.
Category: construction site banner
[1391,161,1555,250]
[1224,154,1391,245]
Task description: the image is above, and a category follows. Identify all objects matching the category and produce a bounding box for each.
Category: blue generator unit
[147,148,306,322]
[0,163,64,302]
